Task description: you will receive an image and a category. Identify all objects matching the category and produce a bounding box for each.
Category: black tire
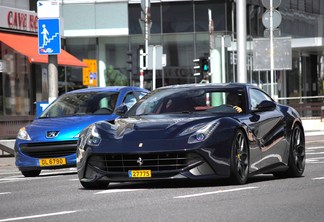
[273,124,305,178]
[229,129,249,185]
[21,170,41,177]
[80,180,110,189]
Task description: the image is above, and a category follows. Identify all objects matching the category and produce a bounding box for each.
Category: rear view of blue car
[14,86,148,177]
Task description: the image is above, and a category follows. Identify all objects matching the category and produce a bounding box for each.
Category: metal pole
[221,36,226,83]
[208,9,215,82]
[270,0,275,98]
[48,55,58,104]
[152,46,156,90]
[236,0,247,83]
[139,48,144,88]
[142,0,150,89]
[299,54,302,103]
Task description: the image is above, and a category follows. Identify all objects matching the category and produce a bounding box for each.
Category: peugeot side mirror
[115,105,128,117]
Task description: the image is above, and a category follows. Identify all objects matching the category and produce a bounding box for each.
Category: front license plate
[128,170,151,178]
[39,158,66,167]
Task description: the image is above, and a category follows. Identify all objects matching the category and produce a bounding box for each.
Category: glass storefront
[64,0,228,90]
[0,43,32,116]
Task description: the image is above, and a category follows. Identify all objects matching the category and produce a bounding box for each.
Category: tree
[104,65,128,86]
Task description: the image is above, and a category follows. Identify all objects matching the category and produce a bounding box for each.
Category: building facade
[1,0,324,138]
[60,0,324,99]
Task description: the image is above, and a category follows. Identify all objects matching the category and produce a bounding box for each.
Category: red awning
[0,32,87,68]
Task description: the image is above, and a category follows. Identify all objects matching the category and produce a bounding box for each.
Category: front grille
[88,152,202,173]
[20,141,77,158]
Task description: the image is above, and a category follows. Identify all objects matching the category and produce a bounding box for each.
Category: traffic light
[193,58,201,76]
[126,50,133,72]
[193,57,209,76]
[201,57,209,72]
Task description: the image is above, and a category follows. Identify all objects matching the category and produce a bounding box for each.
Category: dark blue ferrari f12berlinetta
[76,83,306,189]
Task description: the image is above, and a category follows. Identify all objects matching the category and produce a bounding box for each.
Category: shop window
[163,34,195,85]
[64,38,97,93]
[0,44,31,116]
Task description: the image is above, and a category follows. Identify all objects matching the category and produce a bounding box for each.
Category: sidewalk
[0,156,19,169]
[301,118,324,136]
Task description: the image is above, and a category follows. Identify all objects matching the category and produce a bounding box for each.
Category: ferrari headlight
[188,120,220,144]
[86,124,102,146]
[179,123,206,136]
[17,127,31,140]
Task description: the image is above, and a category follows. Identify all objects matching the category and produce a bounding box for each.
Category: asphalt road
[0,136,324,222]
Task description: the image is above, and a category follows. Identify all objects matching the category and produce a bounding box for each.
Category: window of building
[194,0,227,32]
[162,2,193,33]
[163,33,195,85]
[312,0,320,14]
[128,3,161,35]
[64,38,96,93]
[291,0,298,9]
[101,36,129,86]
[298,0,306,11]
[0,43,32,115]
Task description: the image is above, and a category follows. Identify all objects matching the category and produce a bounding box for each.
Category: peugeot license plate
[39,158,66,167]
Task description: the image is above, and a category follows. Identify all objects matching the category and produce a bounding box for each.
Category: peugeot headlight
[86,124,102,146]
[17,127,31,140]
[187,120,220,144]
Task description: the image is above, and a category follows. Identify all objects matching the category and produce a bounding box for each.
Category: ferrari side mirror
[254,100,276,112]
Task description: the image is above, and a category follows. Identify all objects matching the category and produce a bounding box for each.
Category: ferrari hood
[98,114,220,141]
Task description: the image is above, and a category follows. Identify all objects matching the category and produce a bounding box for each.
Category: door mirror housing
[115,105,128,117]
[253,100,276,112]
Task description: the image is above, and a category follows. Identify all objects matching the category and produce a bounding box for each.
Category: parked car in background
[76,83,305,189]
[15,86,149,177]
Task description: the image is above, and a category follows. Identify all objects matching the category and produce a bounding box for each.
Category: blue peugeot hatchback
[14,86,148,177]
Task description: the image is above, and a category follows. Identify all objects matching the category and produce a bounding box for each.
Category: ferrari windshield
[127,87,246,116]
[40,91,119,118]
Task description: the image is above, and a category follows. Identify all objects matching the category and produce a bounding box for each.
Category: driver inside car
[226,93,243,113]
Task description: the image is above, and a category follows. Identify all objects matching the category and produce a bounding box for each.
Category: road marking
[0,175,66,184]
[0,211,77,222]
[0,178,27,184]
[307,157,324,159]
[312,177,324,180]
[40,172,76,176]
[0,171,21,176]
[174,186,258,199]
[95,189,146,195]
[0,192,11,195]
[306,152,324,155]
[306,156,324,164]
[306,146,324,150]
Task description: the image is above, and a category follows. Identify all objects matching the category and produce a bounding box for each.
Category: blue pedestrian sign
[38,18,61,55]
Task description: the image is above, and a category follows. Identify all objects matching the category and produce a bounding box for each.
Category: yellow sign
[82,59,97,87]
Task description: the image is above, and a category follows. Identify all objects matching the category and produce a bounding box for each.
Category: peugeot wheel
[21,170,41,177]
